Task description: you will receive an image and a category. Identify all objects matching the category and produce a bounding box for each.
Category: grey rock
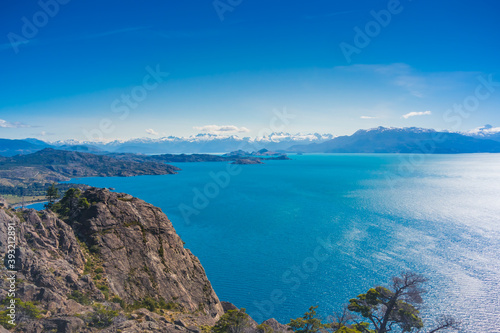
[261,318,291,332]
[221,301,239,312]
[0,188,224,331]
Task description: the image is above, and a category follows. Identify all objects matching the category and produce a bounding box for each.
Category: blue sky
[1,0,499,141]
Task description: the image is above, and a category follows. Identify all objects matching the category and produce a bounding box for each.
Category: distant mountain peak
[460,124,500,143]
[353,126,436,135]
[287,126,500,154]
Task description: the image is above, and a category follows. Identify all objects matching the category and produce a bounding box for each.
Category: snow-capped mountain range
[462,124,500,141]
[350,124,500,142]
[287,125,500,153]
[352,126,437,135]
[50,132,337,154]
[2,126,500,156]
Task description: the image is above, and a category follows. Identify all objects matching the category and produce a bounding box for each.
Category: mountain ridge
[287,126,500,153]
[462,124,500,142]
[2,125,500,155]
[0,148,180,190]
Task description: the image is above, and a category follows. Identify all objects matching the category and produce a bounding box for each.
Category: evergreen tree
[289,306,326,333]
[212,308,251,333]
[289,272,459,333]
[45,183,59,208]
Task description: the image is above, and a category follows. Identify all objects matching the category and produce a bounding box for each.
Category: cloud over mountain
[402,111,432,119]
[193,125,250,134]
[145,128,159,136]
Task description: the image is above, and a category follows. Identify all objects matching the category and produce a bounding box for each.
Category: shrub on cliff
[51,187,90,218]
[213,308,252,333]
[84,303,118,328]
[289,306,326,333]
[0,298,43,329]
[67,290,91,305]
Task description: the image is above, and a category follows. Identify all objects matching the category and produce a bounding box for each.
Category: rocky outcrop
[261,318,290,333]
[0,188,223,332]
[217,302,290,333]
[68,189,223,318]
[0,189,287,332]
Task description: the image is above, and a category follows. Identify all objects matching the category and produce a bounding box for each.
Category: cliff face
[70,189,223,317]
[0,188,224,333]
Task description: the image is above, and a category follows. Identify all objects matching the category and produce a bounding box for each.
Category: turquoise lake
[61,154,500,331]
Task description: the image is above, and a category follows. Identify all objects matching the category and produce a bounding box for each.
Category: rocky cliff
[0,189,290,333]
[0,188,225,332]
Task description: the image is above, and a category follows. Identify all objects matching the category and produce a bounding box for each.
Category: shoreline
[12,199,48,209]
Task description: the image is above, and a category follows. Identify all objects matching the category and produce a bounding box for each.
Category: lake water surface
[64,154,500,331]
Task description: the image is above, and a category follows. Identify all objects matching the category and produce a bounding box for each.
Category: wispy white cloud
[334,63,427,98]
[145,128,159,136]
[402,111,432,119]
[0,119,32,128]
[194,125,250,134]
[360,116,378,119]
[32,130,55,137]
[393,75,426,98]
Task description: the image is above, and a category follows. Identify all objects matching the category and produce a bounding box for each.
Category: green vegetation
[2,194,46,206]
[0,182,86,205]
[80,197,91,209]
[51,188,91,217]
[0,183,49,198]
[78,239,111,302]
[67,290,91,305]
[212,308,251,333]
[0,148,178,199]
[45,183,60,208]
[0,298,43,329]
[289,306,326,333]
[89,244,100,254]
[84,303,118,328]
[111,296,126,309]
[256,323,274,333]
[288,272,459,333]
[97,284,110,299]
[14,210,25,222]
[207,274,457,333]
